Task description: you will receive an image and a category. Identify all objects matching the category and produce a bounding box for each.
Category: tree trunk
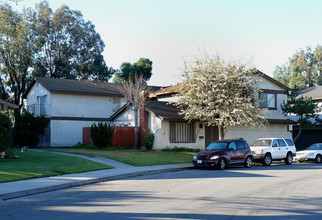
[134,108,138,149]
[218,125,225,140]
[294,125,301,142]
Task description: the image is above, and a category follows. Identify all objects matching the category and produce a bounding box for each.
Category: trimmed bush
[14,112,49,148]
[142,133,154,150]
[0,113,12,152]
[90,122,114,149]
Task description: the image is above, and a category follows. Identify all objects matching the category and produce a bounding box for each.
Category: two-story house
[111,71,294,149]
[23,77,134,147]
[288,85,322,149]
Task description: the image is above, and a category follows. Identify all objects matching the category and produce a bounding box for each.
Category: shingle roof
[149,71,291,98]
[267,118,296,124]
[145,100,184,120]
[298,86,322,100]
[35,77,123,97]
[149,83,183,98]
[23,77,164,98]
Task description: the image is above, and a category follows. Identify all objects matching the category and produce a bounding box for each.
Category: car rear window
[277,139,287,146]
[284,139,294,146]
[236,141,245,149]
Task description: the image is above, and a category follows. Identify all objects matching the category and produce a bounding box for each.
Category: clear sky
[6,0,322,86]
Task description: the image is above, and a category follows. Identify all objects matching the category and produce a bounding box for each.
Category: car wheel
[285,152,293,165]
[262,154,272,166]
[218,158,226,170]
[315,154,322,163]
[193,164,199,169]
[244,156,252,168]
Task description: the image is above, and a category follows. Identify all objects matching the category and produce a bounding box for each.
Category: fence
[83,126,135,148]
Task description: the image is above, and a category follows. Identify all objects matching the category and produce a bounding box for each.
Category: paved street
[1,162,322,220]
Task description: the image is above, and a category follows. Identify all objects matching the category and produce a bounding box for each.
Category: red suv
[192,139,253,170]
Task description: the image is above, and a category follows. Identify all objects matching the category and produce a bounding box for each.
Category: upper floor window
[113,98,121,112]
[259,93,276,109]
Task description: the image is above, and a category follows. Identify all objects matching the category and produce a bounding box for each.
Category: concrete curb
[0,166,193,201]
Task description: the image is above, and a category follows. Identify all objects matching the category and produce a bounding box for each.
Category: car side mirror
[272,144,277,147]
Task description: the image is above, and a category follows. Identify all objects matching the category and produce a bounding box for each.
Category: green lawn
[43,148,196,166]
[0,150,112,183]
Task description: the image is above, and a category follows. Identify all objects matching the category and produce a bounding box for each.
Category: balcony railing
[26,104,50,116]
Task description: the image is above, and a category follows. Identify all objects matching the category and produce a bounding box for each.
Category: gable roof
[23,77,123,98]
[23,77,165,99]
[149,70,291,98]
[145,100,184,120]
[255,70,291,91]
[297,85,322,101]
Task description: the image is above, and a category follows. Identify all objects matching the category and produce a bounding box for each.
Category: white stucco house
[111,71,295,149]
[23,77,136,147]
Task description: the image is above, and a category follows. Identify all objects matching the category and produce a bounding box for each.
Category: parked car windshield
[306,144,322,151]
[252,139,272,147]
[206,142,228,150]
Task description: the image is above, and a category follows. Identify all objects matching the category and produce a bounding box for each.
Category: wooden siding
[83,126,135,148]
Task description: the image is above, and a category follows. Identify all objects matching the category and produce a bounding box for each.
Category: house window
[169,121,196,143]
[259,93,276,109]
[39,95,47,115]
[113,98,120,112]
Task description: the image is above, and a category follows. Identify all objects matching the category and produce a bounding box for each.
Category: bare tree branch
[119,74,151,149]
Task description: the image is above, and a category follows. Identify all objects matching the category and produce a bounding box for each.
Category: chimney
[139,91,150,145]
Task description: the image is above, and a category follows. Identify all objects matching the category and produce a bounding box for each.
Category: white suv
[250,138,296,166]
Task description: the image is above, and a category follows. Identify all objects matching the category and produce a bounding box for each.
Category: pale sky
[7,0,322,86]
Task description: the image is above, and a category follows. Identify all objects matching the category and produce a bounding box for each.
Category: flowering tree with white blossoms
[173,53,266,140]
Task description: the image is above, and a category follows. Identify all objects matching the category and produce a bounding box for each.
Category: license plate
[197,160,202,164]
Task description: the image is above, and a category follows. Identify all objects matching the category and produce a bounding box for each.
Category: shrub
[142,133,154,150]
[0,113,12,152]
[14,112,49,148]
[73,143,99,149]
[90,122,114,149]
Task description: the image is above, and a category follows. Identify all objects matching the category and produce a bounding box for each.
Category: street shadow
[2,192,322,219]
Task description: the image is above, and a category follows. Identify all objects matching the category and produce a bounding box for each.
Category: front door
[205,126,219,147]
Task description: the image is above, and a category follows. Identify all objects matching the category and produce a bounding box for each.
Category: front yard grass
[0,150,112,183]
[43,148,196,166]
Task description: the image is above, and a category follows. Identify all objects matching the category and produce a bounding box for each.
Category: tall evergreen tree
[114,58,153,83]
[0,4,37,109]
[0,1,113,110]
[32,1,112,81]
[274,45,322,88]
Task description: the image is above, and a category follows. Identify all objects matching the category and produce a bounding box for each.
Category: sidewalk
[0,150,193,201]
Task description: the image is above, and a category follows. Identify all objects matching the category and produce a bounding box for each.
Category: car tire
[315,154,322,164]
[244,156,252,168]
[218,158,226,170]
[262,154,272,166]
[285,152,293,165]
